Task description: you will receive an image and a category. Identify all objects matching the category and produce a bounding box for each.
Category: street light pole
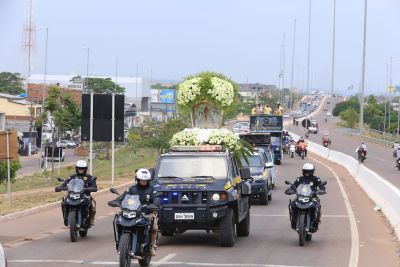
[330,0,336,96]
[384,63,388,132]
[83,47,92,174]
[359,0,368,134]
[306,0,312,95]
[40,27,48,169]
[290,20,297,109]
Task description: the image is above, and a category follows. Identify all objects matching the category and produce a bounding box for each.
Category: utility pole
[40,27,48,169]
[359,0,368,134]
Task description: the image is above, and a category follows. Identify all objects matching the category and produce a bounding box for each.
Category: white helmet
[136,168,152,181]
[302,163,315,176]
[75,160,88,175]
[76,160,88,168]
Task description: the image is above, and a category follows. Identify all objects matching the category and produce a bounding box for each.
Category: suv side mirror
[240,167,251,180]
[265,162,274,168]
[149,168,155,180]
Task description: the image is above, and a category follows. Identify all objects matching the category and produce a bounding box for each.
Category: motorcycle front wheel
[68,210,78,242]
[298,213,306,246]
[119,233,132,267]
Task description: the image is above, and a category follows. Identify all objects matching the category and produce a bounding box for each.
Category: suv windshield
[157,156,228,179]
[240,155,263,167]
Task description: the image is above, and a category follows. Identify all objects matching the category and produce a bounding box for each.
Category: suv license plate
[174,213,194,220]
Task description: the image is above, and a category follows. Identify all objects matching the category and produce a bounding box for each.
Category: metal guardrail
[342,129,396,147]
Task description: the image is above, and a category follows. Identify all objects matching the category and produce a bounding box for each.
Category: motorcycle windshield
[67,179,85,193]
[296,184,312,197]
[121,195,141,211]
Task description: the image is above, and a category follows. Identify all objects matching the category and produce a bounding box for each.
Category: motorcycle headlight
[69,193,81,200]
[275,147,280,151]
[298,196,310,203]
[122,211,137,219]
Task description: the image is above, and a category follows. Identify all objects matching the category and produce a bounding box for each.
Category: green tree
[36,85,81,176]
[71,76,125,93]
[0,72,25,95]
[333,97,359,116]
[0,161,21,184]
[339,108,358,128]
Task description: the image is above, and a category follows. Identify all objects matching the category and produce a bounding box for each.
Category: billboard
[151,89,175,103]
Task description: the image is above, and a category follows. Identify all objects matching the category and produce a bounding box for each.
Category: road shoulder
[310,152,400,267]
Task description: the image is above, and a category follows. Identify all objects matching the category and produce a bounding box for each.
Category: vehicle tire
[138,255,151,267]
[79,229,88,237]
[219,208,236,247]
[237,210,250,237]
[301,152,305,160]
[305,233,312,241]
[275,160,281,165]
[298,213,306,246]
[119,233,131,267]
[160,228,174,236]
[68,210,78,242]
[259,189,268,205]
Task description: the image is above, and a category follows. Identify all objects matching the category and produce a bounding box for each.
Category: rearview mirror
[57,177,65,182]
[284,180,292,185]
[240,167,251,180]
[320,181,327,186]
[110,188,120,195]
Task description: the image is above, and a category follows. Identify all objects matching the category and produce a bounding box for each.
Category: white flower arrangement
[177,77,202,106]
[177,75,235,108]
[170,128,242,152]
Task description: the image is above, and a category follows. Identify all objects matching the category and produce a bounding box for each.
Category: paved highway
[2,151,398,266]
[288,96,400,189]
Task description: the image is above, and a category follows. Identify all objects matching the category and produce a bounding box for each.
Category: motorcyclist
[109,168,160,256]
[322,133,330,145]
[289,163,326,230]
[355,141,368,156]
[297,138,308,157]
[56,160,97,226]
[395,146,400,167]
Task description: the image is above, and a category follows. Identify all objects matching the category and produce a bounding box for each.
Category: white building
[28,74,151,110]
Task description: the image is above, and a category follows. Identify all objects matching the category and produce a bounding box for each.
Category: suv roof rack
[171,145,225,152]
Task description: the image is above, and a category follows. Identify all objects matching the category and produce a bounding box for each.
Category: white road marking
[8,259,311,267]
[309,156,359,267]
[251,214,348,218]
[9,259,85,264]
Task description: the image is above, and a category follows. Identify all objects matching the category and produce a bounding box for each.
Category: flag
[388,85,396,93]
[347,85,354,90]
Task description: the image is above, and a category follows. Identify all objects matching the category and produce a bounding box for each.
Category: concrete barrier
[290,131,400,239]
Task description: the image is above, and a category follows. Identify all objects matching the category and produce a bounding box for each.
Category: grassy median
[0,148,157,216]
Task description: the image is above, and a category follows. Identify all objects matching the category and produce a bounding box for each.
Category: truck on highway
[153,145,252,247]
[248,115,284,165]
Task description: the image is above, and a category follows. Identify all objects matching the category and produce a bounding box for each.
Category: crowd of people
[251,102,283,116]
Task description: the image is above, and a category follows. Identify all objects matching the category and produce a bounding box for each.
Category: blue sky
[1,0,399,94]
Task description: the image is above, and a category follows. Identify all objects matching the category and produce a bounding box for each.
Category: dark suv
[152,145,253,247]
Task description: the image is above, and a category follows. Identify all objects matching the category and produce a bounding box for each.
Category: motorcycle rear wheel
[68,210,78,242]
[79,229,88,237]
[119,233,132,267]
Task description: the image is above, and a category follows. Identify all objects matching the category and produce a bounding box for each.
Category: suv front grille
[161,191,209,205]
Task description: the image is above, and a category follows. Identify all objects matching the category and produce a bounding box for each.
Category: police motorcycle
[284,180,327,246]
[108,188,160,267]
[289,144,296,158]
[55,178,97,242]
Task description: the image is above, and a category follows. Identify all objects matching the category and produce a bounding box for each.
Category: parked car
[57,140,76,148]
[323,106,328,111]
[326,112,332,116]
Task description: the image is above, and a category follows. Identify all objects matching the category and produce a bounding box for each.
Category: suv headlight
[298,196,310,203]
[69,193,81,200]
[211,192,227,201]
[122,211,136,219]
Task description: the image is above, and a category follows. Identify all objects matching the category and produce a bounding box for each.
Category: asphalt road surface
[288,96,400,189]
[2,151,398,266]
[17,149,84,177]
